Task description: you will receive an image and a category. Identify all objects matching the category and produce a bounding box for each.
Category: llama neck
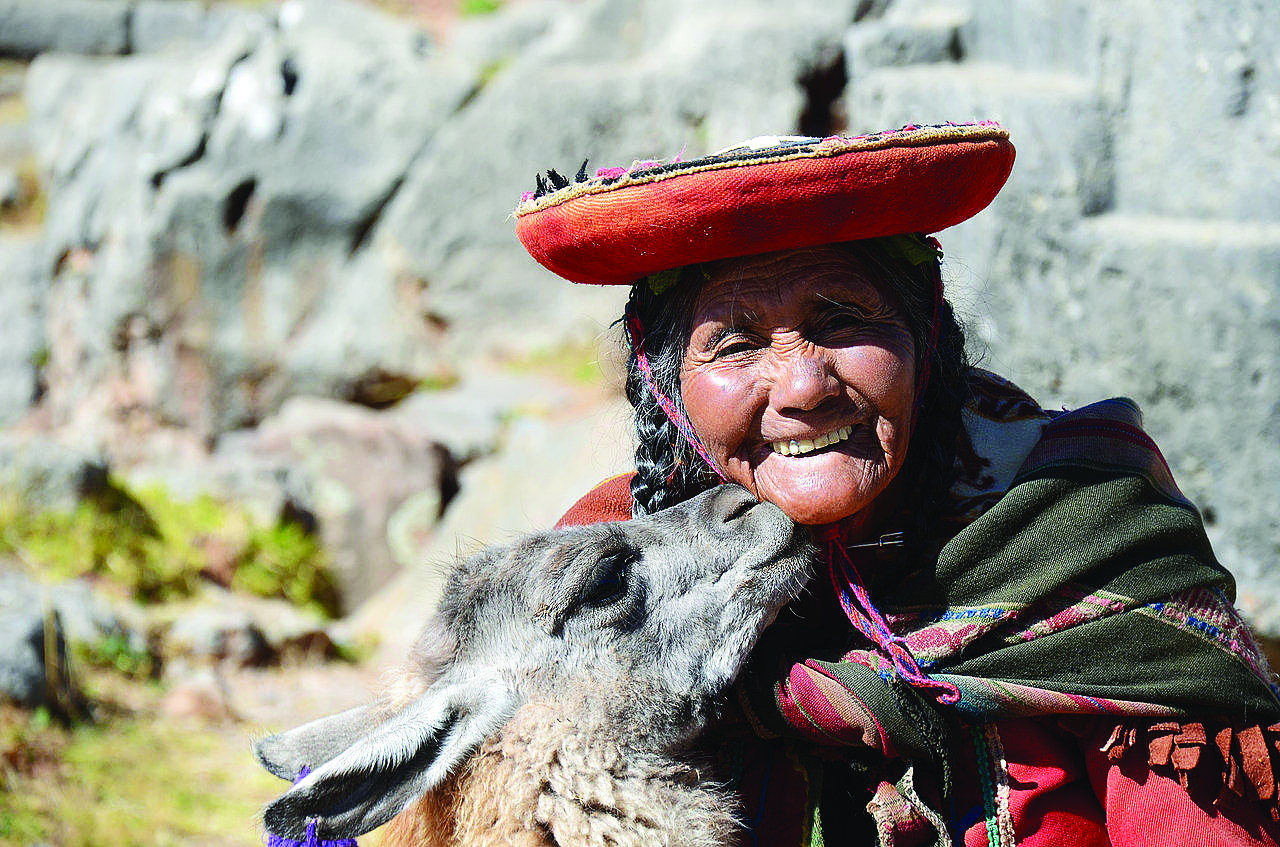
[387,700,737,847]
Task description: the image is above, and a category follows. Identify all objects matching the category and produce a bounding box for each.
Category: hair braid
[622,274,718,517]
[625,366,683,516]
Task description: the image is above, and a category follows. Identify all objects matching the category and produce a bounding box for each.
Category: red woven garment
[515,123,1015,285]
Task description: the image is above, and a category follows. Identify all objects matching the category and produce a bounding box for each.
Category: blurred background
[0,0,1275,843]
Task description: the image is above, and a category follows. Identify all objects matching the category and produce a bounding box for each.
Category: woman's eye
[716,341,756,358]
[712,335,763,358]
[818,310,870,334]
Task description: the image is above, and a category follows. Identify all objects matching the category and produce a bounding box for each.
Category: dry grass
[0,665,402,847]
[0,672,281,847]
[0,155,45,232]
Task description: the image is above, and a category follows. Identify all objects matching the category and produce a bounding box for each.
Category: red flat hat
[515,122,1014,285]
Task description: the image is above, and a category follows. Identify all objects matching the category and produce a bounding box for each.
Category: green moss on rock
[0,478,341,617]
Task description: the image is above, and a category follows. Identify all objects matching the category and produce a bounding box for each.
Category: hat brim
[515,123,1015,285]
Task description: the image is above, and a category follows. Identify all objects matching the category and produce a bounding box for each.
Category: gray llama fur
[256,485,811,844]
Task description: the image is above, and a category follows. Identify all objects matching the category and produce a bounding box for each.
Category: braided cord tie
[969,724,1016,846]
[624,309,728,482]
[971,725,1001,847]
[824,528,960,706]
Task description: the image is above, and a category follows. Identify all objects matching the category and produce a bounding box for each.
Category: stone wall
[0,0,1275,629]
[843,0,1280,628]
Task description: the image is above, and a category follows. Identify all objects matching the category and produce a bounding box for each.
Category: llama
[255,484,811,845]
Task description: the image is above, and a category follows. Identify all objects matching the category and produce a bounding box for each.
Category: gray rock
[1098,0,1280,221]
[0,572,78,709]
[224,397,456,608]
[129,1,256,54]
[342,393,635,656]
[387,370,579,464]
[845,64,1114,218]
[156,586,341,666]
[43,577,134,647]
[954,0,1098,76]
[0,236,45,425]
[0,435,107,512]
[448,0,566,72]
[163,602,272,667]
[0,0,130,59]
[0,570,145,668]
[0,606,57,707]
[377,0,861,352]
[839,0,1280,635]
[845,10,966,71]
[128,396,457,610]
[24,0,471,439]
[20,0,871,444]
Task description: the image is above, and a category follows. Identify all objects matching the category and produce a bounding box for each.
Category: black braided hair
[622,266,718,516]
[621,238,973,559]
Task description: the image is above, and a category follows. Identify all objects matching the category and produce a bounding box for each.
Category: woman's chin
[744,453,886,527]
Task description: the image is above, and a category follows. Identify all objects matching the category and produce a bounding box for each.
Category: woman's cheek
[681,365,758,461]
[836,345,915,412]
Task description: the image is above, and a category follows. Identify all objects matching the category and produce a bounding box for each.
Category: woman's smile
[768,424,855,456]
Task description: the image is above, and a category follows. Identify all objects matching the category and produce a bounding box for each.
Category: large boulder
[0,569,84,711]
[19,0,869,442]
[0,434,108,512]
[155,587,339,668]
[842,0,1280,632]
[129,1,259,54]
[127,395,459,611]
[0,0,130,59]
[375,0,864,349]
[341,389,635,657]
[0,236,44,425]
[23,0,475,441]
[0,605,63,708]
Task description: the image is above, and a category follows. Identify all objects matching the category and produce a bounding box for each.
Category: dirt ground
[0,658,399,847]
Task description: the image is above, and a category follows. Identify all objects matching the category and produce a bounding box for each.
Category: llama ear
[255,703,383,781]
[262,673,518,841]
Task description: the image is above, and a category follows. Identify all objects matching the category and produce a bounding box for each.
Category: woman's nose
[768,352,841,413]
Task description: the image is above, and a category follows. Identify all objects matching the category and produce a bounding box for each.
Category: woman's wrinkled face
[680,247,917,527]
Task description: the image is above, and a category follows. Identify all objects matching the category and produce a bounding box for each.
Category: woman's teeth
[770,426,854,456]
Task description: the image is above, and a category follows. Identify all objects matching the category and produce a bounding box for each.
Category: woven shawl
[737,371,1280,840]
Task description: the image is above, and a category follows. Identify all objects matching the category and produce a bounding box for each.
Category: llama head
[255,484,811,840]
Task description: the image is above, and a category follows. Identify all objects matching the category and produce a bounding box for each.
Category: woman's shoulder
[952,370,1188,520]
[555,472,636,528]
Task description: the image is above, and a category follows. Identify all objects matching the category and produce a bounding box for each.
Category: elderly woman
[516,124,1280,846]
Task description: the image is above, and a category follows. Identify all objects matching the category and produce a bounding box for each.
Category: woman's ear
[259,672,518,841]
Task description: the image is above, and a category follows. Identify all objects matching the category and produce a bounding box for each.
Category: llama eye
[583,550,635,607]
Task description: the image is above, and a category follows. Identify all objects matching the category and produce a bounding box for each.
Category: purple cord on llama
[264,766,359,847]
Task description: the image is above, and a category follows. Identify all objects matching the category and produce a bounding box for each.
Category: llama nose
[704,484,762,530]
